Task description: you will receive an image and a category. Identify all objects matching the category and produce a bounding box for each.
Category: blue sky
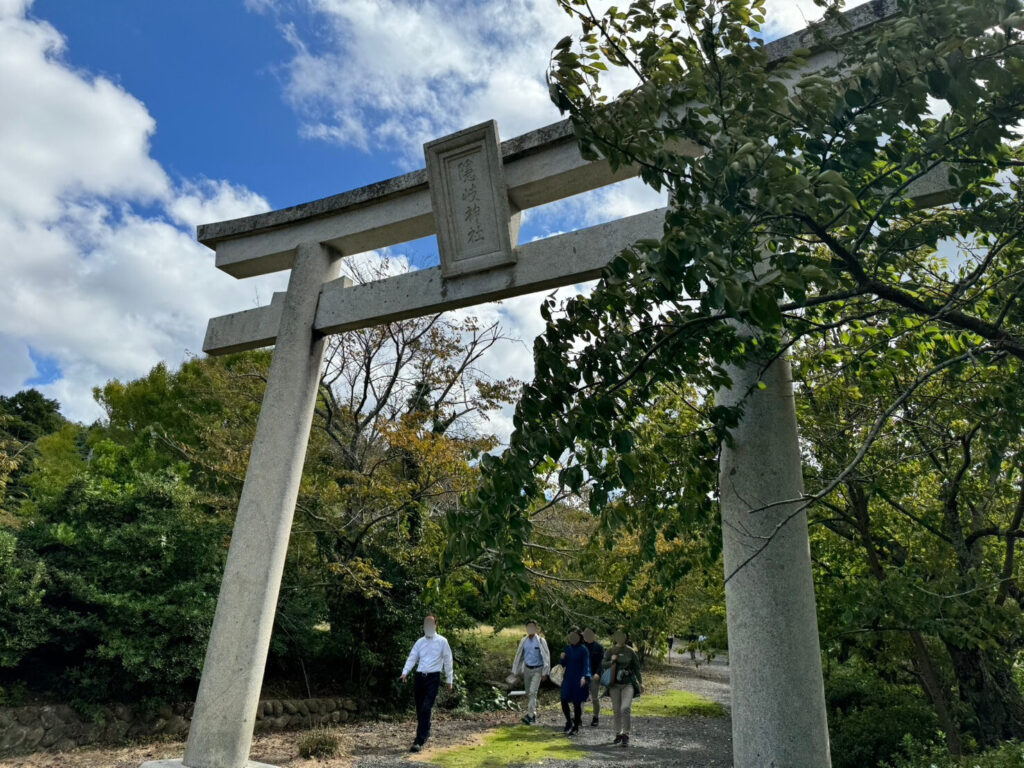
[0,0,820,427]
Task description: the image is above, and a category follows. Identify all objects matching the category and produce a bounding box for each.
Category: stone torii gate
[145,3,951,767]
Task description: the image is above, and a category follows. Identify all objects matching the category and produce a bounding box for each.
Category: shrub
[470,686,519,713]
[826,664,938,768]
[13,470,228,705]
[887,739,1024,768]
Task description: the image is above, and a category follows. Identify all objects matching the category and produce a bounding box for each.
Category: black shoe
[621,735,630,748]
[521,714,533,725]
[613,734,623,744]
[410,743,422,753]
[569,724,580,736]
[563,721,573,734]
[591,715,599,727]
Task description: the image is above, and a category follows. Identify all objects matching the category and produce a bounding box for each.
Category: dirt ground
[2,655,732,768]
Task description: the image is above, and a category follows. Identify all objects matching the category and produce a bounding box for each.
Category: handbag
[599,667,612,686]
[548,664,564,686]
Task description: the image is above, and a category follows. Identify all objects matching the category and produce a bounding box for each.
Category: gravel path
[354,657,733,768]
[4,657,733,767]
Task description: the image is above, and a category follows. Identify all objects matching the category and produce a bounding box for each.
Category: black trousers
[561,699,582,727]
[414,671,441,744]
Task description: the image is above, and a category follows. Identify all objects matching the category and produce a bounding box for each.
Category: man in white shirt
[401,613,454,752]
[511,620,550,724]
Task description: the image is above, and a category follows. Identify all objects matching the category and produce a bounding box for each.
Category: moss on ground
[419,725,584,768]
[631,689,726,718]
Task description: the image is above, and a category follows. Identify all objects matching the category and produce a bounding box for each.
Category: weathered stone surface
[282,701,298,715]
[0,724,27,752]
[103,718,129,742]
[15,708,38,726]
[37,705,59,730]
[271,700,282,717]
[425,121,517,279]
[39,728,62,749]
[341,698,357,712]
[329,711,341,724]
[22,726,46,750]
[337,709,349,724]
[165,715,189,737]
[182,243,343,768]
[55,738,78,752]
[718,347,830,766]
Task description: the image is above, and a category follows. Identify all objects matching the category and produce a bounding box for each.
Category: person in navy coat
[558,628,591,735]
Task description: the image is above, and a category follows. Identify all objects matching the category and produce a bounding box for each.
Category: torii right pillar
[718,343,831,767]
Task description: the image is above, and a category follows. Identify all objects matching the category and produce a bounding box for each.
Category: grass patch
[297,727,339,758]
[631,689,726,718]
[419,725,584,768]
[467,626,524,658]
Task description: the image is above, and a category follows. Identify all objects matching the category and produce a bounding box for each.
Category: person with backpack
[601,627,643,747]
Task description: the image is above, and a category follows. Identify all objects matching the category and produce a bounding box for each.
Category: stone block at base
[140,760,277,768]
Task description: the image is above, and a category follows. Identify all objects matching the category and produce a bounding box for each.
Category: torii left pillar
[144,242,341,768]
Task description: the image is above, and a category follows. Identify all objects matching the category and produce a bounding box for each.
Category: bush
[12,469,228,705]
[888,740,1024,768]
[470,686,519,713]
[826,664,938,768]
[297,727,339,759]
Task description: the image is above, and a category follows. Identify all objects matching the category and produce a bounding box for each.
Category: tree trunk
[946,643,1024,746]
[848,483,964,755]
[908,631,963,756]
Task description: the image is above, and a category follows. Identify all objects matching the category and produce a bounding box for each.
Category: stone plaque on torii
[144,4,952,767]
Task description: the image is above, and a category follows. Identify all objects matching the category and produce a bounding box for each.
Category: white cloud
[270,0,584,163]
[762,0,829,38]
[263,0,835,166]
[0,3,284,423]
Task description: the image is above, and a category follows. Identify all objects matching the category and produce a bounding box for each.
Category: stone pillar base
[140,760,277,768]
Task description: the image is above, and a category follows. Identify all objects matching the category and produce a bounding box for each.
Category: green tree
[447,0,1024,753]
[792,314,1024,750]
[0,389,64,511]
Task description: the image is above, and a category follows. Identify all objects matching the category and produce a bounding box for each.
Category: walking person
[400,614,454,753]
[602,628,643,747]
[511,620,550,725]
[558,628,591,735]
[582,628,604,726]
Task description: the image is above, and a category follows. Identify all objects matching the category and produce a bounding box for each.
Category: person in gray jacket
[511,620,550,724]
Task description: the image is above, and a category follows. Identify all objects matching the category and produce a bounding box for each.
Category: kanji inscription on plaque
[424,121,517,278]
